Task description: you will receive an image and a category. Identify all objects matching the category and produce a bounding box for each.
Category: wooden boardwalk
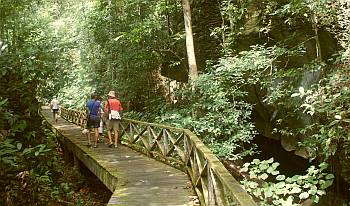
[41,108,197,206]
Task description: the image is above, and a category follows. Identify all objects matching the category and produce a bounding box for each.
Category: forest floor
[49,148,111,206]
[68,168,111,206]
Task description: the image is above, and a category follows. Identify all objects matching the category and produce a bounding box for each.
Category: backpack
[109,110,121,120]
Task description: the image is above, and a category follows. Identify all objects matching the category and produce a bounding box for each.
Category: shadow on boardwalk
[41,107,198,206]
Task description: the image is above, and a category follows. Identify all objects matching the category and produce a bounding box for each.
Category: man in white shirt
[50,96,59,122]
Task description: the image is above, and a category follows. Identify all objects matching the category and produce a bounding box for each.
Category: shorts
[106,119,120,131]
[87,115,100,128]
[52,109,59,113]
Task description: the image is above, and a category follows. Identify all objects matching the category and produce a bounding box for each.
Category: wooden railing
[60,108,256,206]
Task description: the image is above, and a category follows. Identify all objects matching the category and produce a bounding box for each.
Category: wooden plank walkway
[41,108,198,206]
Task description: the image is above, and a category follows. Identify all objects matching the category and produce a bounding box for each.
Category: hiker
[86,94,101,148]
[104,91,123,148]
[50,96,59,122]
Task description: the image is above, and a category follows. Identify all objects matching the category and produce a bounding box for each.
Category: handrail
[60,108,256,206]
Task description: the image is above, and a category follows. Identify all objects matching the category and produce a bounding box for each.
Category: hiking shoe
[108,143,113,148]
[93,144,98,148]
[87,143,92,147]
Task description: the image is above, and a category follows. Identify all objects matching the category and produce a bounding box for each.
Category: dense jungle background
[1,0,350,205]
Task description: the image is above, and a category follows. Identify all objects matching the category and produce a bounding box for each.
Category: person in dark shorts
[86,94,101,148]
[50,96,59,122]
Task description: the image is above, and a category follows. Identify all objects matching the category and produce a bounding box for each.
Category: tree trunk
[181,0,198,81]
[311,13,322,62]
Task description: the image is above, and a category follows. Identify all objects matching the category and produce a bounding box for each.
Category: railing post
[163,129,169,155]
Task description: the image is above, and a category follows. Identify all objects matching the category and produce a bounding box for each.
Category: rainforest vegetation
[1,0,350,205]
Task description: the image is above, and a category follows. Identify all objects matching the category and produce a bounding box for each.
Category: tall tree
[181,0,198,81]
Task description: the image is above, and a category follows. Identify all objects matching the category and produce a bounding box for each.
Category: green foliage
[152,45,296,160]
[155,46,283,160]
[189,45,288,160]
[241,158,334,205]
[0,139,21,167]
[124,110,150,122]
[272,0,335,21]
[289,65,350,184]
[210,0,248,54]
[0,125,92,205]
[70,0,179,111]
[333,1,350,51]
[0,1,93,204]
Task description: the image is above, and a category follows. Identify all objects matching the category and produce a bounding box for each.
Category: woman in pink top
[104,91,123,148]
